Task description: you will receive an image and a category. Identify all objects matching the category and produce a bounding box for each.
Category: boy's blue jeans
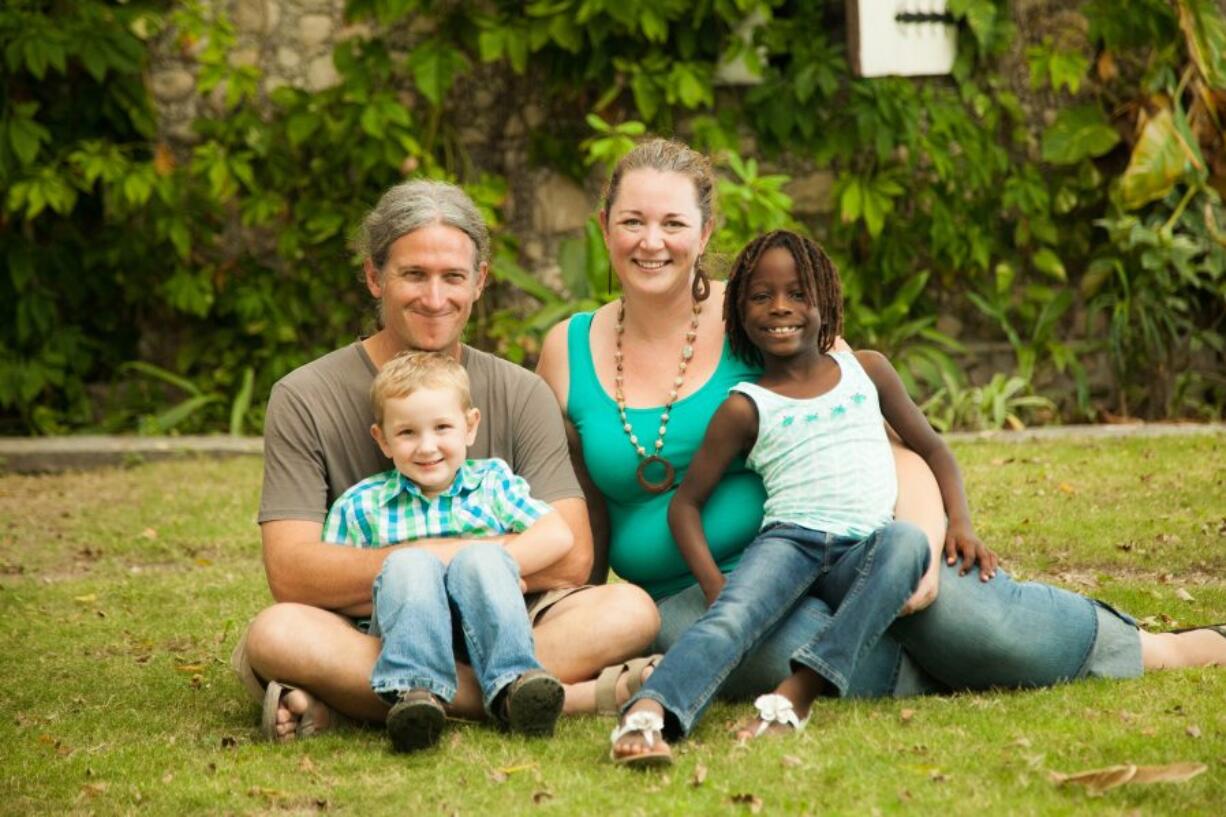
[632,520,929,737]
[368,542,541,717]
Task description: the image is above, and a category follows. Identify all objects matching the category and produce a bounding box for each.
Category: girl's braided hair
[723,230,844,365]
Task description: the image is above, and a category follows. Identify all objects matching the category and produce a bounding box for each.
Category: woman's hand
[701,575,726,608]
[944,518,997,581]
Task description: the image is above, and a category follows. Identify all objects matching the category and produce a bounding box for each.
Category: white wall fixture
[714,7,769,86]
[846,0,958,78]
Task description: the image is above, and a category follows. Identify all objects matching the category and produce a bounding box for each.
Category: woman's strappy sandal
[737,693,810,740]
[609,710,673,768]
[594,655,663,716]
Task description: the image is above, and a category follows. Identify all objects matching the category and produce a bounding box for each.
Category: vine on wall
[1,0,1223,434]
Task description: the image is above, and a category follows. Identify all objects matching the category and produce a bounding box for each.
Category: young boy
[323,351,573,752]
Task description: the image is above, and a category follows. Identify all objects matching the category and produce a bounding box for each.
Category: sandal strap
[593,654,663,716]
[610,710,665,749]
[594,662,627,716]
[752,694,808,736]
[623,656,658,697]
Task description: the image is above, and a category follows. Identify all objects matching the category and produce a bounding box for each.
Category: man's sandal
[737,693,809,740]
[609,710,673,768]
[260,680,353,742]
[594,654,663,716]
[501,669,565,737]
[1169,623,1226,639]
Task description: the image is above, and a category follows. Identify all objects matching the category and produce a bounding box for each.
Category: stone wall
[151,0,352,141]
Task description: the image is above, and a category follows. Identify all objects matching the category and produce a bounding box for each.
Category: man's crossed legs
[235,582,660,739]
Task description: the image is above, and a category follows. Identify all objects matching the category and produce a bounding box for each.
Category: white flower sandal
[739,693,810,740]
[609,709,673,768]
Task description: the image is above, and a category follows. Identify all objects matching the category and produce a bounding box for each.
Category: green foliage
[713,151,795,253]
[4,0,1225,432]
[921,371,1056,432]
[1040,105,1122,165]
[1085,191,1226,418]
[581,115,646,172]
[1025,38,1090,94]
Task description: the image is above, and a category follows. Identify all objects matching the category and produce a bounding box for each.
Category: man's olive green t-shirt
[258,341,581,527]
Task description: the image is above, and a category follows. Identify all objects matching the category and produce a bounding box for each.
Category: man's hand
[944,518,997,581]
[900,558,939,615]
[701,574,726,608]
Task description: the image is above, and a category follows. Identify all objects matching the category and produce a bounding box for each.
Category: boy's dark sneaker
[386,688,446,752]
[501,670,564,737]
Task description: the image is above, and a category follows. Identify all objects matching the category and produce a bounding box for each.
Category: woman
[535,138,1226,710]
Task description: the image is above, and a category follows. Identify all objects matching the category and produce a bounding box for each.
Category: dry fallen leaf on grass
[780,755,803,768]
[1050,762,1208,796]
[900,708,916,723]
[1049,764,1137,796]
[1175,588,1195,602]
[1129,763,1207,784]
[1186,724,1202,738]
[730,793,763,813]
[80,782,108,798]
[247,786,290,800]
[690,763,707,787]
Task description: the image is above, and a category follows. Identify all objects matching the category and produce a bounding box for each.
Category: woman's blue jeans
[633,521,930,737]
[368,542,541,716]
[654,553,1102,701]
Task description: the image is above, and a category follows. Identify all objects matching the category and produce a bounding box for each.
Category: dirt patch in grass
[0,457,261,581]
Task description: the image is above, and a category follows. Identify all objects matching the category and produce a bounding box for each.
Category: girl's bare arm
[669,393,759,604]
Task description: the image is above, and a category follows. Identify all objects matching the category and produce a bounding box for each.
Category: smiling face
[365,222,488,360]
[371,385,480,499]
[600,168,713,297]
[742,246,825,362]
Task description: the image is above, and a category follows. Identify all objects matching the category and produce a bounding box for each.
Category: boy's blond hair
[371,351,473,426]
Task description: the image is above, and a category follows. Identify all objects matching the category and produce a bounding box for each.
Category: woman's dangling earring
[692,254,710,302]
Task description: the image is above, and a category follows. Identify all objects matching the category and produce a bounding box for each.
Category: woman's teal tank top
[566,311,767,599]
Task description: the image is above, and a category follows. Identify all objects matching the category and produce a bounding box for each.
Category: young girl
[610,230,994,766]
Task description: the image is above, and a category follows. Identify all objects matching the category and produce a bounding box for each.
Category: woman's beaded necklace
[614,296,701,494]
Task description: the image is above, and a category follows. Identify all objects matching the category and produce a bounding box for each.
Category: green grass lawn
[1,434,1224,816]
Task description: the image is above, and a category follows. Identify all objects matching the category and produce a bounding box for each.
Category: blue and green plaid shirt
[322,457,551,548]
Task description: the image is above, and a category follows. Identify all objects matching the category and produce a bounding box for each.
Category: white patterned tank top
[731,351,896,538]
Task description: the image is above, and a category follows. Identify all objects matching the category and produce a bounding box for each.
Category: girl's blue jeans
[654,546,1111,702]
[632,521,930,738]
[368,542,541,717]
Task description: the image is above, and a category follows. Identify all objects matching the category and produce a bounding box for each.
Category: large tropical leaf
[1178,0,1226,89]
[1119,109,1190,209]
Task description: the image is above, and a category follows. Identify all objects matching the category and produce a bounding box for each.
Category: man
[233,180,659,739]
